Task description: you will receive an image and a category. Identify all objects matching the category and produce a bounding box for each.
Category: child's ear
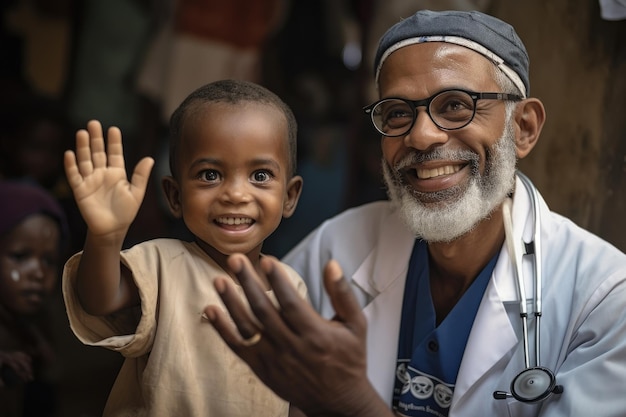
[282,175,303,218]
[162,176,183,218]
[514,98,545,159]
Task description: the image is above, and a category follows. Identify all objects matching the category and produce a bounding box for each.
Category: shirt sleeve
[539,272,626,416]
[62,243,159,358]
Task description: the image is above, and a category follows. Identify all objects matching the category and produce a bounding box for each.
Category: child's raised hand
[64,120,155,238]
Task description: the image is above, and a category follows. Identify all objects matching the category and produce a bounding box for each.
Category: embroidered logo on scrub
[394,363,454,415]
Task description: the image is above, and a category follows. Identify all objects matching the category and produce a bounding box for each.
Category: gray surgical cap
[374,10,530,97]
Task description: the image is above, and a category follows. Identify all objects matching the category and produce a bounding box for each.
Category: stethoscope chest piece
[510,366,562,403]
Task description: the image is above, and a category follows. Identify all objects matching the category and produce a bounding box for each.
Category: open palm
[64,120,154,237]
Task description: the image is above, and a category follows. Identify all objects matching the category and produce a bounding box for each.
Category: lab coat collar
[492,174,539,303]
[352,204,415,298]
[351,175,539,301]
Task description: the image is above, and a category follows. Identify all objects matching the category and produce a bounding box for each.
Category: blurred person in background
[0,180,68,417]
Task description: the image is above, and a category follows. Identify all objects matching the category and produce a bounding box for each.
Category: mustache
[394,148,480,171]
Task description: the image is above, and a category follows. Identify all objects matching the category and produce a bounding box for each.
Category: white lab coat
[283,175,626,416]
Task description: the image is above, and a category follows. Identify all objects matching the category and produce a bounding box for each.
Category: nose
[220,178,253,204]
[23,257,46,281]
[402,108,448,151]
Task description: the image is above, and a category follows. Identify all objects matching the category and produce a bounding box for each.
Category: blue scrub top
[392,240,498,416]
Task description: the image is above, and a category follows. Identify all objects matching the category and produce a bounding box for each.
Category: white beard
[382,121,517,243]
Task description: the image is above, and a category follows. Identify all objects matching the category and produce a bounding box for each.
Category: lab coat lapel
[452,175,535,408]
[351,206,414,297]
[353,208,415,403]
[451,247,519,407]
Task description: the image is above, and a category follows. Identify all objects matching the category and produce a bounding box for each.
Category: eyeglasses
[363,89,523,137]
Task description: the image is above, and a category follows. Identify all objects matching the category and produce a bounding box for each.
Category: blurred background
[1,0,624,415]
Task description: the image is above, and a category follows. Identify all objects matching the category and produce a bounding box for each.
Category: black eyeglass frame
[363,88,523,137]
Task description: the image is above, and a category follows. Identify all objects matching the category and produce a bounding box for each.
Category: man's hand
[204,254,394,417]
[64,119,154,238]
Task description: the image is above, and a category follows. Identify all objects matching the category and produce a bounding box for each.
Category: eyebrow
[252,157,282,171]
[190,157,283,172]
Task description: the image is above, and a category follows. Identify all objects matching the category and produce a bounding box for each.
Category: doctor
[204,10,626,417]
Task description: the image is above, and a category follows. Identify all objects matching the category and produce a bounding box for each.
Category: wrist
[85,228,127,250]
[306,380,394,417]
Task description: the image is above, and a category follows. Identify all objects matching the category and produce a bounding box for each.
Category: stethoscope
[493,172,564,403]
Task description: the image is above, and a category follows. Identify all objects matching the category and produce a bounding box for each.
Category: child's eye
[8,250,28,263]
[199,170,221,182]
[42,254,59,269]
[251,170,272,183]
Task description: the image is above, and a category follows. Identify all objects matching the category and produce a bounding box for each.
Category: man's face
[377,43,518,242]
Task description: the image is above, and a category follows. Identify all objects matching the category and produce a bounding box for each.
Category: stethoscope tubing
[519,171,543,366]
[495,172,563,403]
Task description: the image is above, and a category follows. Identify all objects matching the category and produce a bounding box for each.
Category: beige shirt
[63,239,308,417]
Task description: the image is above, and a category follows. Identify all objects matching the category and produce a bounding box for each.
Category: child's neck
[194,240,269,289]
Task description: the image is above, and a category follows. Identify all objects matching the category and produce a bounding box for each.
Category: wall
[493,1,626,251]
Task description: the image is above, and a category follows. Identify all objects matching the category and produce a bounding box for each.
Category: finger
[204,278,262,348]
[64,150,82,189]
[261,256,320,334]
[216,275,262,339]
[204,304,244,347]
[74,128,94,176]
[324,260,366,338]
[130,157,155,199]
[229,254,294,344]
[86,120,107,169]
[105,126,125,169]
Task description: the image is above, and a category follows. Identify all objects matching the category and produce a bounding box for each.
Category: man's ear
[282,175,304,218]
[514,98,546,159]
[162,176,183,218]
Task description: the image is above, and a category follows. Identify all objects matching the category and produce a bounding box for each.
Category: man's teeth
[417,165,461,179]
[216,217,252,225]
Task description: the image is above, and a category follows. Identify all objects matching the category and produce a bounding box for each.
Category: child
[0,180,68,417]
[61,80,306,416]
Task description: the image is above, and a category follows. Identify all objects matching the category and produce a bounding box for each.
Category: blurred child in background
[0,180,68,417]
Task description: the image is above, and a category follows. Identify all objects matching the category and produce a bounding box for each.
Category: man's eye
[444,99,470,112]
[382,108,412,128]
[434,94,474,116]
[200,170,220,182]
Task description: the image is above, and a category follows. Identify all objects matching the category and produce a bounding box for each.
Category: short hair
[491,63,522,121]
[168,79,298,179]
[492,63,522,96]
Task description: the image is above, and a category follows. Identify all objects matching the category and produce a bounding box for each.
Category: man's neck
[427,205,506,324]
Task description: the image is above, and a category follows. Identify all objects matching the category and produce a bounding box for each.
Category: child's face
[164,102,302,261]
[0,214,61,315]
[16,120,67,188]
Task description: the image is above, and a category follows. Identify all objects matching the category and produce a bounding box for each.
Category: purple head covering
[0,180,68,238]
